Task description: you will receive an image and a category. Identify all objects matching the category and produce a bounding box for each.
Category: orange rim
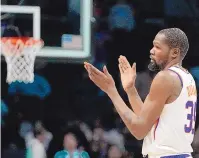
[0,37,43,45]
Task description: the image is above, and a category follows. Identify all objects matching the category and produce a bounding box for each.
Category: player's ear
[171,48,180,59]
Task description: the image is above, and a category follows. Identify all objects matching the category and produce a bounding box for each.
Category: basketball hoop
[0,37,44,84]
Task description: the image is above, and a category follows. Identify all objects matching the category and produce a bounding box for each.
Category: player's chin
[148,61,159,72]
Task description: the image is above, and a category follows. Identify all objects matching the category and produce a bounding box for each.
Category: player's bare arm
[109,70,174,140]
[84,62,181,140]
[118,55,143,115]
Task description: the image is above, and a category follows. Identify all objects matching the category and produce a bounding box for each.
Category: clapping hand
[118,55,136,92]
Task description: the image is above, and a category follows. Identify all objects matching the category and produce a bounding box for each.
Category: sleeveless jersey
[142,66,197,157]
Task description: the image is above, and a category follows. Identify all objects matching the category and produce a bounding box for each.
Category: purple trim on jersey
[154,118,159,140]
[168,69,183,87]
[160,154,190,158]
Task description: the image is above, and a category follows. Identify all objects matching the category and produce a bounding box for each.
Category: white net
[1,38,43,84]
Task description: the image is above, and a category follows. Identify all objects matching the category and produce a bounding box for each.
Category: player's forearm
[126,87,144,115]
[108,89,146,140]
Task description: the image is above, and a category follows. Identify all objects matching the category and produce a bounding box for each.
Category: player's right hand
[118,55,136,92]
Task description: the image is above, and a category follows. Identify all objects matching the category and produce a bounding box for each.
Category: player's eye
[155,45,160,49]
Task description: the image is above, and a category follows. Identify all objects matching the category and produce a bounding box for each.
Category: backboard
[1,0,93,63]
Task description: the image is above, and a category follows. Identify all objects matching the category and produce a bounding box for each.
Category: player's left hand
[118,55,136,92]
[84,62,116,95]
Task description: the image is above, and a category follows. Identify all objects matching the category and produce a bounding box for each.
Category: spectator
[108,0,135,32]
[104,129,125,151]
[90,127,106,157]
[21,121,53,158]
[54,132,90,158]
[79,121,93,142]
[107,145,123,158]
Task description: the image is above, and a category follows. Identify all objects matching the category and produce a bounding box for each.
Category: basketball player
[84,28,197,158]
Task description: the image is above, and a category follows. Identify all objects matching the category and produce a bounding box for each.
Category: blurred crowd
[1,0,199,158]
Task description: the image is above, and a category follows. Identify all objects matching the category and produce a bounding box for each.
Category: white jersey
[142,66,197,157]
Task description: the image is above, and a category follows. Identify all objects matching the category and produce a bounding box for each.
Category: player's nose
[150,48,155,55]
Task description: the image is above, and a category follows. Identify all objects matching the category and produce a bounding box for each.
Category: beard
[148,60,161,72]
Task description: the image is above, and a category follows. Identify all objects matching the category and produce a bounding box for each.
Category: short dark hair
[33,128,43,137]
[158,28,189,60]
[33,122,45,137]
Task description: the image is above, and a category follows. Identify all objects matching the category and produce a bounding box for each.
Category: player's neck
[164,60,182,70]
